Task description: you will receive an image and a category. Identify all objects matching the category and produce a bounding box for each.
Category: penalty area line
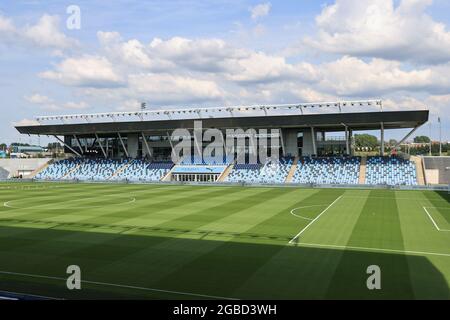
[293,242,450,258]
[423,207,450,232]
[0,270,238,300]
[289,195,343,244]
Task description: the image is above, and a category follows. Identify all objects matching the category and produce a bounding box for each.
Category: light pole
[429,120,432,156]
[439,117,442,156]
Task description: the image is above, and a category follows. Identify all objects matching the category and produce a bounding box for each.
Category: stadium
[0,98,448,300]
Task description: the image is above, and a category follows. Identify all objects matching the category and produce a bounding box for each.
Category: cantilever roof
[15,110,429,137]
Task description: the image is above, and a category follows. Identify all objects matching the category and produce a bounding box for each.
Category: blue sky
[1,0,450,145]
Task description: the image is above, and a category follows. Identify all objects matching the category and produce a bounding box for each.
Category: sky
[1,0,450,145]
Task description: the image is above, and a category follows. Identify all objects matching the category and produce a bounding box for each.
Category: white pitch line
[289,205,327,221]
[423,207,441,231]
[0,270,238,300]
[289,195,343,244]
[342,196,449,202]
[423,207,450,232]
[294,241,450,258]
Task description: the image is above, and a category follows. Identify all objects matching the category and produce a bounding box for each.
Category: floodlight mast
[34,99,382,125]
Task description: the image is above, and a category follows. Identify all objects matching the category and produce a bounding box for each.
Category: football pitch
[0,182,448,299]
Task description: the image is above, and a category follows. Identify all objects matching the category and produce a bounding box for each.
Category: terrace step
[61,160,84,179]
[218,164,234,182]
[109,159,135,180]
[28,159,52,178]
[285,156,299,183]
[358,156,367,184]
[161,165,176,181]
[410,155,426,185]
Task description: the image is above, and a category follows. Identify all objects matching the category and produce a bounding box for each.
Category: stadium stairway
[410,156,426,185]
[359,156,367,184]
[161,166,175,181]
[109,159,135,180]
[28,159,52,178]
[285,156,299,183]
[61,160,84,179]
[217,164,234,182]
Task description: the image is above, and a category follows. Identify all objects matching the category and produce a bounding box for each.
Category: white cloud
[226,52,293,83]
[116,99,142,111]
[424,94,450,118]
[316,56,432,96]
[290,87,337,103]
[96,33,317,85]
[305,0,450,64]
[128,73,223,105]
[25,94,53,105]
[39,55,124,87]
[23,15,77,49]
[39,31,450,118]
[62,101,89,110]
[25,93,89,111]
[0,14,15,33]
[226,52,317,83]
[148,37,242,72]
[313,56,450,96]
[250,3,271,20]
[0,14,77,50]
[98,31,166,70]
[383,97,427,111]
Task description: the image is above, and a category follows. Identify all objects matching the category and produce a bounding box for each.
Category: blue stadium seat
[35,158,173,182]
[365,156,417,186]
[111,160,173,182]
[225,157,294,184]
[35,158,84,180]
[291,156,360,185]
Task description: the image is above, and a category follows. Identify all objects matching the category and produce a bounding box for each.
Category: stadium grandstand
[15,100,431,186]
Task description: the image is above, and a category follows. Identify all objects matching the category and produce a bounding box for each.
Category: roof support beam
[279,128,285,157]
[392,124,422,151]
[53,135,81,157]
[141,132,152,157]
[380,122,385,156]
[166,131,175,161]
[117,132,129,158]
[341,123,350,155]
[94,133,107,158]
[73,134,84,154]
[311,127,317,156]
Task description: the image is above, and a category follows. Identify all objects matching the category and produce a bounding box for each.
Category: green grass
[0,182,448,299]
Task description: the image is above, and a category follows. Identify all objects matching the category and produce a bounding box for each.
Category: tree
[413,136,430,143]
[0,143,6,151]
[47,142,62,150]
[10,142,30,147]
[388,139,398,146]
[355,134,379,149]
